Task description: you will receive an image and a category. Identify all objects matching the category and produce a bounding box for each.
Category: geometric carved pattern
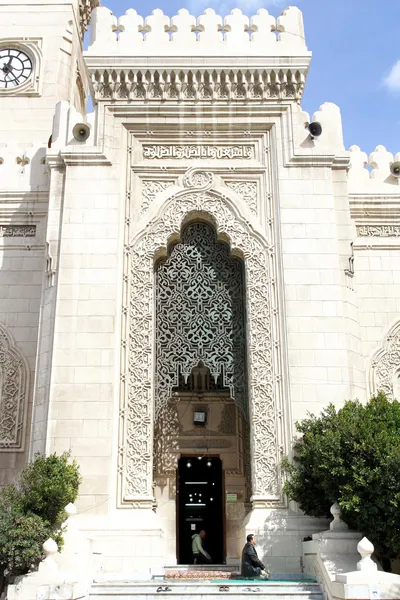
[370,321,400,398]
[0,323,29,451]
[119,190,278,507]
[155,222,247,418]
[141,180,175,214]
[225,181,258,215]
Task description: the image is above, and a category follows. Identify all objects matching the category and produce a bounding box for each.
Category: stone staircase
[89,568,324,600]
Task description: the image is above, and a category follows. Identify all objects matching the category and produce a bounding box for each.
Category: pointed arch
[118,190,279,508]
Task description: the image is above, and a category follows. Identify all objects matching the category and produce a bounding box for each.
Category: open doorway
[177,456,225,565]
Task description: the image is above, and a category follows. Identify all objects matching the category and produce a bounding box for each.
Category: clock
[0,48,33,89]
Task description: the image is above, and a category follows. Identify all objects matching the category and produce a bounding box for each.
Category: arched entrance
[118,190,281,546]
[153,221,250,563]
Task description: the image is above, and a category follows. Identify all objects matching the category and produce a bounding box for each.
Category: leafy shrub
[0,452,81,582]
[0,511,49,576]
[18,452,81,527]
[282,393,400,569]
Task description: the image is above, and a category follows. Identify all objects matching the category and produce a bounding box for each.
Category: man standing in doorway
[192,530,211,564]
[241,534,269,579]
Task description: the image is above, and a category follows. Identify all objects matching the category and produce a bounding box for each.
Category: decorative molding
[119,190,278,507]
[370,322,400,399]
[143,144,254,160]
[357,225,400,237]
[179,439,232,449]
[0,225,36,238]
[0,38,42,97]
[141,180,175,213]
[0,323,29,451]
[225,181,257,215]
[90,68,306,102]
[183,169,214,191]
[79,0,100,38]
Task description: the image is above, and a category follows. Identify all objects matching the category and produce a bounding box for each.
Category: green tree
[282,393,400,570]
[18,452,81,527]
[0,453,81,583]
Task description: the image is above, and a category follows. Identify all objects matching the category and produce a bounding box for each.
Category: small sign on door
[191,524,196,530]
[226,493,237,503]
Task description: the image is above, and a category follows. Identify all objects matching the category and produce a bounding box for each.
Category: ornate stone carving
[183,169,214,190]
[119,190,278,506]
[141,180,175,213]
[225,181,258,215]
[91,69,306,103]
[0,225,36,237]
[142,144,253,160]
[218,403,236,434]
[155,222,247,418]
[357,225,400,237]
[0,323,29,451]
[370,321,400,398]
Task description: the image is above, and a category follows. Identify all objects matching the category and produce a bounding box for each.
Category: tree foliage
[282,393,400,567]
[0,452,81,581]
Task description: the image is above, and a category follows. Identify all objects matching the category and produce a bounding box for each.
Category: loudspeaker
[307,121,322,138]
[390,161,400,177]
[72,122,90,142]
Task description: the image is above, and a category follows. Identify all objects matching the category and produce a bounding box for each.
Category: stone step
[89,580,324,600]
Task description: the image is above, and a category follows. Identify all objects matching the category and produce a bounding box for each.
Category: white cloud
[186,0,287,18]
[384,60,400,92]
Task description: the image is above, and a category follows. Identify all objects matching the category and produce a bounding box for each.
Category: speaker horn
[307,121,323,139]
[72,122,90,142]
[390,161,400,178]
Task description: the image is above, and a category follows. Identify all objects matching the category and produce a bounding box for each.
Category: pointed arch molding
[0,323,29,451]
[370,321,400,398]
[118,189,282,508]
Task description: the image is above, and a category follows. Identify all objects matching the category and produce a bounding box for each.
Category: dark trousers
[193,553,208,565]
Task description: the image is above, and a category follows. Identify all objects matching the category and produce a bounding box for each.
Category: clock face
[0,48,33,89]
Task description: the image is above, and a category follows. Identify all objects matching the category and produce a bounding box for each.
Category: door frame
[176,453,226,564]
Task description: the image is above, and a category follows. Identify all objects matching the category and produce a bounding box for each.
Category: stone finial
[276,6,305,47]
[171,9,196,44]
[197,9,223,44]
[224,9,249,45]
[357,537,378,572]
[348,145,370,183]
[118,9,144,49]
[250,9,276,46]
[329,502,349,531]
[369,145,393,181]
[144,9,170,45]
[89,6,117,48]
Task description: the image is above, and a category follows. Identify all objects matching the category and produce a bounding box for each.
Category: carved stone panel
[370,321,400,398]
[141,180,175,214]
[225,181,258,215]
[119,190,278,507]
[0,323,29,451]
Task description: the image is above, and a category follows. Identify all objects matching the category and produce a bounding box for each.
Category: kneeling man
[241,534,269,579]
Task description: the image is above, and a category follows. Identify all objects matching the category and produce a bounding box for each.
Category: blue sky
[91,0,400,156]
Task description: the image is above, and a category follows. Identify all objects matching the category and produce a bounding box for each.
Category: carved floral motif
[141,180,175,213]
[225,181,258,215]
[119,190,278,506]
[183,169,214,190]
[370,321,400,398]
[0,323,29,451]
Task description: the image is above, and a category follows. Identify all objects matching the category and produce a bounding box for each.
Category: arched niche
[118,190,279,508]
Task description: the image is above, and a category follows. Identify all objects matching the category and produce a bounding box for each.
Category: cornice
[87,62,310,103]
[47,148,112,167]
